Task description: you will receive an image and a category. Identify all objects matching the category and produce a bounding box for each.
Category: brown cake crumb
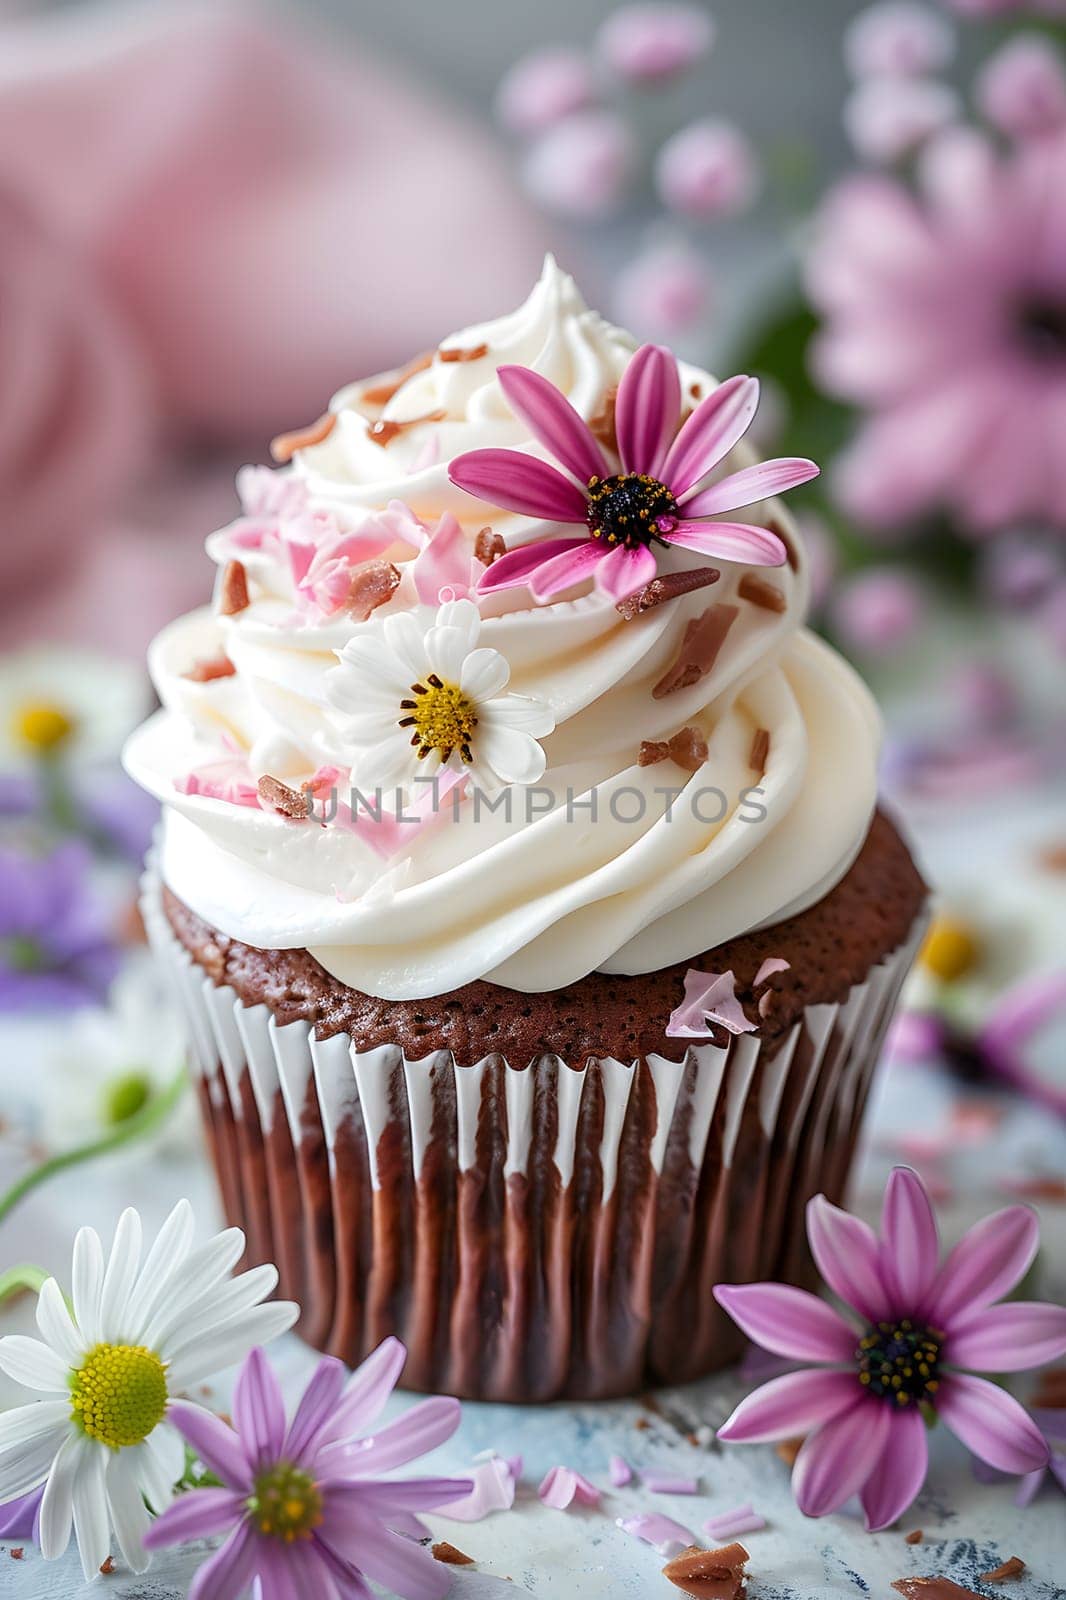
[439,342,488,363]
[270,411,337,463]
[639,727,708,771]
[348,561,400,620]
[475,528,506,566]
[218,560,250,616]
[737,574,786,613]
[662,1542,749,1599]
[979,1557,1026,1582]
[905,1530,923,1545]
[616,566,720,619]
[432,1542,475,1565]
[654,605,739,698]
[9,1549,24,1561]
[257,776,310,820]
[183,654,237,683]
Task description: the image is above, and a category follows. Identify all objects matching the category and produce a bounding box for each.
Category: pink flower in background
[144,1341,471,1600]
[843,3,955,79]
[808,131,1066,532]
[715,1167,1065,1531]
[450,346,817,601]
[597,4,715,85]
[614,238,714,338]
[495,47,595,135]
[976,35,1066,141]
[833,568,926,655]
[655,120,760,220]
[522,110,635,218]
[843,75,958,163]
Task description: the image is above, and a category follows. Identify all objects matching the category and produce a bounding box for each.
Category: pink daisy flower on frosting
[714,1167,1066,1532]
[448,346,818,602]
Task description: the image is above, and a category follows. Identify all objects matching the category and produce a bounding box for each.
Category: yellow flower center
[399,674,478,763]
[13,701,76,754]
[919,915,981,983]
[70,1343,168,1450]
[248,1462,324,1542]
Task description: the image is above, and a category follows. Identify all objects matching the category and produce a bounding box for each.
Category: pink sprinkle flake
[617,1512,694,1557]
[702,1504,766,1539]
[436,1455,516,1523]
[753,957,790,987]
[643,1472,699,1495]
[666,968,756,1039]
[609,1454,633,1488]
[538,1466,601,1510]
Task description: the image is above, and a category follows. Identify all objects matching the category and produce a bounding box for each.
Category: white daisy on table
[0,647,149,771]
[0,1202,296,1581]
[326,596,555,798]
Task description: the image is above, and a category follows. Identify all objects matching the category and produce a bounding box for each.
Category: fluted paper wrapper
[142,866,925,1402]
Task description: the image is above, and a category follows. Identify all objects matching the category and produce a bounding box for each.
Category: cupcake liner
[142,862,926,1402]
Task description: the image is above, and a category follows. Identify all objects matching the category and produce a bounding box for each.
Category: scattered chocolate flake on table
[99,1556,115,1574]
[979,1556,1026,1582]
[737,573,787,613]
[348,560,400,620]
[9,1549,23,1561]
[431,1542,475,1565]
[475,527,506,566]
[905,1530,924,1545]
[662,1541,749,1599]
[183,653,236,683]
[218,559,250,616]
[749,727,770,774]
[269,410,337,463]
[588,385,619,454]
[616,566,720,619]
[438,341,488,363]
[654,604,739,698]
[368,409,446,447]
[891,1580,985,1600]
[361,351,433,407]
[257,775,310,820]
[639,726,709,772]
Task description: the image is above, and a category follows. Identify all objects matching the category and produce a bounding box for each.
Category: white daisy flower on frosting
[326,597,555,797]
[0,1202,297,1581]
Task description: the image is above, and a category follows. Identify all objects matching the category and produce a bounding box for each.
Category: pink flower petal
[477,537,590,597]
[716,1368,862,1444]
[527,538,610,600]
[947,1302,1066,1374]
[435,1456,516,1522]
[594,541,659,601]
[754,958,790,986]
[411,512,474,606]
[498,365,607,484]
[232,1348,287,1470]
[538,1466,601,1509]
[616,1512,694,1556]
[323,1337,406,1444]
[937,1374,1050,1475]
[346,1396,460,1476]
[282,1357,347,1464]
[187,1521,258,1600]
[668,969,757,1040]
[449,448,589,522]
[702,1505,766,1539]
[713,1283,857,1364]
[643,1473,699,1494]
[661,374,760,497]
[166,1402,252,1493]
[792,1398,892,1518]
[859,1403,928,1532]
[609,1455,633,1487]
[880,1166,940,1315]
[142,1488,244,1551]
[928,1204,1039,1329]
[614,344,681,477]
[807,1194,893,1324]
[666,520,787,567]
[680,457,819,517]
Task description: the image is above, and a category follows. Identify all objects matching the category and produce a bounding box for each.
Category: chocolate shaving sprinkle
[979,1557,1026,1583]
[347,560,400,621]
[639,726,709,771]
[588,385,618,455]
[9,1549,24,1561]
[905,1530,923,1545]
[99,1557,115,1574]
[892,1580,985,1600]
[368,409,446,448]
[616,566,720,620]
[269,411,336,464]
[219,560,250,616]
[689,382,702,399]
[438,342,488,363]
[767,514,797,572]
[749,728,770,774]
[737,573,787,613]
[654,604,739,699]
[257,775,310,820]
[431,1542,475,1566]
[183,654,236,683]
[361,351,433,407]
[662,1541,749,1600]
[475,527,506,566]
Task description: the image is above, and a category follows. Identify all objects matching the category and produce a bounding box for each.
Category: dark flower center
[857,1319,941,1407]
[1017,298,1066,362]
[586,473,679,550]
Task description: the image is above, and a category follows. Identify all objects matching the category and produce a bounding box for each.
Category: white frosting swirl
[124,258,880,999]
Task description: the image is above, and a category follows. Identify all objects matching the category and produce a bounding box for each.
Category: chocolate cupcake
[126,258,927,1400]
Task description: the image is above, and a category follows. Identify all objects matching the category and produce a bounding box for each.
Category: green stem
[0,1265,49,1307]
[0,1069,188,1230]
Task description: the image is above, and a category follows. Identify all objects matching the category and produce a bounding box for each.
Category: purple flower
[844,4,956,80]
[522,111,635,219]
[1013,1409,1066,1505]
[596,4,715,85]
[495,47,595,137]
[0,841,119,1011]
[614,240,714,339]
[0,1487,42,1541]
[144,1340,471,1600]
[655,119,760,220]
[976,35,1066,142]
[843,75,958,164]
[832,567,927,655]
[714,1167,1066,1532]
[449,346,817,602]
